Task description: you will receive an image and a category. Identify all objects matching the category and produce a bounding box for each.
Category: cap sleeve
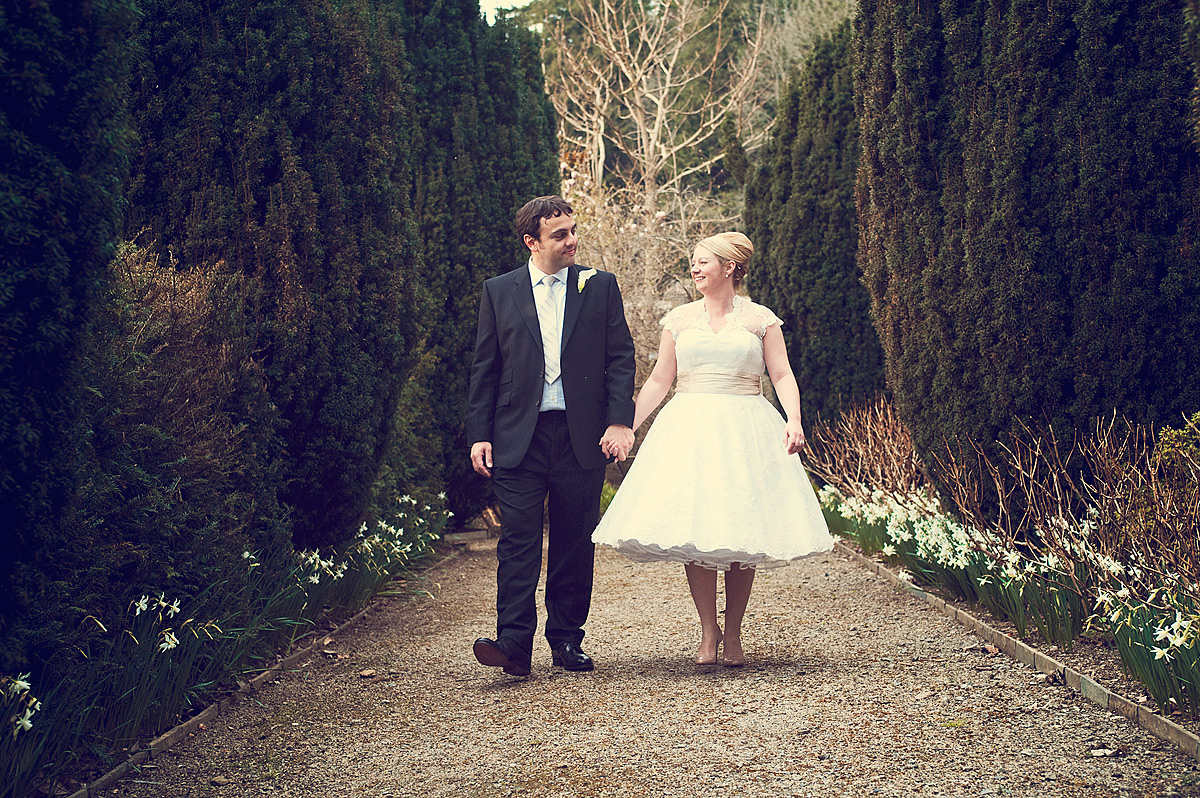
[746,301,784,338]
[661,305,686,339]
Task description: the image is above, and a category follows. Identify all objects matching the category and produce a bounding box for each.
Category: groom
[467,195,636,676]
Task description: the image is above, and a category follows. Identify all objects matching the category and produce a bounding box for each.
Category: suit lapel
[511,267,542,350]
[561,264,583,350]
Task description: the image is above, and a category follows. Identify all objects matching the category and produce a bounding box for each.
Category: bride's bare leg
[685,563,722,664]
[721,564,756,666]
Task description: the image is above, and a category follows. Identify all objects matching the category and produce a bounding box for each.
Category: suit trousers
[491,410,604,655]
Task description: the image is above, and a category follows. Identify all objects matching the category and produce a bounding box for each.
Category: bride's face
[691,246,731,294]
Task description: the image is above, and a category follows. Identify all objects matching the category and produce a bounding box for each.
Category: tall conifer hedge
[0,0,136,669]
[403,0,558,524]
[854,0,1200,477]
[126,0,426,550]
[744,21,885,424]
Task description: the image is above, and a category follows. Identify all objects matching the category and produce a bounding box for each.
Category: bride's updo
[697,232,753,288]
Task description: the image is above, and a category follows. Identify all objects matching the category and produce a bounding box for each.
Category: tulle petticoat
[592,391,833,570]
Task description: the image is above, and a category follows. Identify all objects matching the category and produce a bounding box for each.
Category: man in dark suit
[467,195,636,676]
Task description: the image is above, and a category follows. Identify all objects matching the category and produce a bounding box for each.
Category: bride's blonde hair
[697,232,753,288]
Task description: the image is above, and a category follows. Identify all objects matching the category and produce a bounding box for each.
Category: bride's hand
[599,424,634,461]
[784,419,806,455]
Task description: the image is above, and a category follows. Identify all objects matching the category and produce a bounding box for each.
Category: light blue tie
[537,274,560,383]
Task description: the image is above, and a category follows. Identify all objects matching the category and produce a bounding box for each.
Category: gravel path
[115,543,1199,798]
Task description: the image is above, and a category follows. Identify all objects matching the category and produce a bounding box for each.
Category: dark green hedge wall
[0,0,137,671]
[125,0,427,551]
[403,0,559,525]
[854,0,1200,478]
[744,20,886,425]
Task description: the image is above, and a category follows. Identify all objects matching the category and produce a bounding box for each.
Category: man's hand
[471,441,494,477]
[599,424,635,462]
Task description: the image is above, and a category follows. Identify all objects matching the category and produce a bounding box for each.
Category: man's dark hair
[515,196,574,242]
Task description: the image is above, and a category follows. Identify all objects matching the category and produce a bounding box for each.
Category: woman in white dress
[593,232,832,666]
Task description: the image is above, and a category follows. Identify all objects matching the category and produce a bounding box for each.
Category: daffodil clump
[820,483,1200,717]
[293,494,447,610]
[4,675,39,740]
[1,495,449,798]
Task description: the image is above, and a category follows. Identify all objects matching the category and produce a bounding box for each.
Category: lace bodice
[661,296,783,377]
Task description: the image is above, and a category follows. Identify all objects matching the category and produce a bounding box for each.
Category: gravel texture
[111,542,1200,798]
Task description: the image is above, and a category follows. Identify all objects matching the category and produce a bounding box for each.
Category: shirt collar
[528,259,568,288]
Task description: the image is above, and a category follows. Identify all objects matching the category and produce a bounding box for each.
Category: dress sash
[676,371,762,396]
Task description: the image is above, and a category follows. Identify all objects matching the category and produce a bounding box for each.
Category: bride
[593,232,832,666]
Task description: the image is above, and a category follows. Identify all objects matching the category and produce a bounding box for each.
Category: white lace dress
[592,297,833,570]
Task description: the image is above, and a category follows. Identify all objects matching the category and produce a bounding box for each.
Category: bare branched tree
[548,0,773,210]
[563,163,723,384]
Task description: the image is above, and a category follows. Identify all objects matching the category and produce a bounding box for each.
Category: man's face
[526,213,577,274]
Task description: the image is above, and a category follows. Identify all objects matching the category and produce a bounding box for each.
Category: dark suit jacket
[467,263,636,471]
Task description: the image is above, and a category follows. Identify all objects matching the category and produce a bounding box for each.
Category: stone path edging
[834,540,1200,763]
[64,549,462,798]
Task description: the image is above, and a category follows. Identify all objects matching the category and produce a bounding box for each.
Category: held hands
[783,419,807,455]
[599,424,635,462]
[471,441,494,478]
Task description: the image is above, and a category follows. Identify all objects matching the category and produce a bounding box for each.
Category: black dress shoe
[550,642,594,671]
[473,637,532,677]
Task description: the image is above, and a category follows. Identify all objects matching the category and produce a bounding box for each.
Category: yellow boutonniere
[577,268,598,293]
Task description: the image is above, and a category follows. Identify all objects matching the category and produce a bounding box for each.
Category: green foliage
[1110,599,1200,718]
[3,499,446,797]
[2,0,556,791]
[125,0,427,550]
[403,0,559,525]
[744,21,886,425]
[1157,411,1200,462]
[1187,0,1200,147]
[600,480,618,515]
[719,111,749,187]
[0,242,291,794]
[854,0,1200,490]
[0,0,137,671]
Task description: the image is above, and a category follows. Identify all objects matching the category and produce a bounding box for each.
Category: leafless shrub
[807,395,925,501]
[933,414,1200,604]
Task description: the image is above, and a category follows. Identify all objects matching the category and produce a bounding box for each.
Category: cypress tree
[744,21,885,424]
[854,0,957,454]
[403,0,558,525]
[0,0,136,668]
[1189,0,1200,145]
[855,0,1200,487]
[127,0,426,550]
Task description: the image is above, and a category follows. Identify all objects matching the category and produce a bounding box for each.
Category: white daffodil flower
[8,675,30,696]
[166,599,181,618]
[1153,646,1173,662]
[159,631,179,653]
[134,595,150,616]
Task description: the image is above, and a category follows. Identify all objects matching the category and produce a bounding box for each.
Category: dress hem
[598,539,832,571]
